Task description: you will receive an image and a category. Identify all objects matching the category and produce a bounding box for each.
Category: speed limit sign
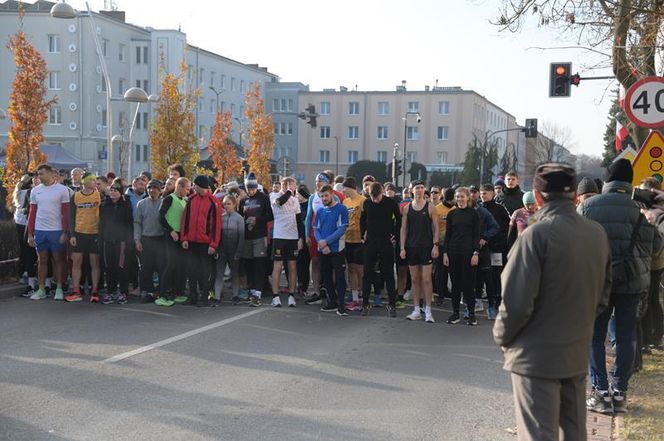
[625,76,664,128]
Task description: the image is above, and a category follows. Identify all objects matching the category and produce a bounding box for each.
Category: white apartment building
[295,85,519,186]
[0,0,277,175]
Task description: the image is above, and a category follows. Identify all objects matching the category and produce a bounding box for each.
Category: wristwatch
[473,251,479,256]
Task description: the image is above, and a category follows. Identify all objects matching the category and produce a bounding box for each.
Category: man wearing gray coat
[494,163,612,441]
[578,158,662,413]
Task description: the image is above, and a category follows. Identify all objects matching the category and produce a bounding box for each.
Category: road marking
[102,308,268,363]
[114,307,175,317]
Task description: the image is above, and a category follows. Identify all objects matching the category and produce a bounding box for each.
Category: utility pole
[392,143,399,183]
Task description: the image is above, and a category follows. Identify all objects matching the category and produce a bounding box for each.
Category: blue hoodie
[313,202,348,253]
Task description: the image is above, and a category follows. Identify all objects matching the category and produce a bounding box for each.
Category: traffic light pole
[392,143,399,183]
[480,127,531,185]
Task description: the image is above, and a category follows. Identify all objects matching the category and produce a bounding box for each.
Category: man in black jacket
[495,171,524,215]
[480,184,511,320]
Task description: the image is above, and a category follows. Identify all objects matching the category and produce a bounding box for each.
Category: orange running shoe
[65,293,83,302]
[90,293,100,303]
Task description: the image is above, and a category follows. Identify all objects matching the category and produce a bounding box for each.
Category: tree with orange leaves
[244,81,274,186]
[207,110,238,184]
[149,62,199,181]
[4,24,55,204]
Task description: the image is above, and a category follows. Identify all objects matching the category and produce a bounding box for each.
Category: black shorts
[271,238,299,261]
[395,245,409,267]
[406,246,433,266]
[72,234,99,255]
[345,242,364,265]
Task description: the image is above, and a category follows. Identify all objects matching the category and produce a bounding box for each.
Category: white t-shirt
[270,192,301,240]
[14,189,29,225]
[29,183,70,231]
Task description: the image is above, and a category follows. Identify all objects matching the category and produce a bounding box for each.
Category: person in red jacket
[181,175,222,306]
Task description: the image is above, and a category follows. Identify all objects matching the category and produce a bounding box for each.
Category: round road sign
[625,76,664,128]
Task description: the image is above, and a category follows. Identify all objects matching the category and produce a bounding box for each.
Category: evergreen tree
[602,90,634,167]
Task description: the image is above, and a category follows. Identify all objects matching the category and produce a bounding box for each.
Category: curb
[0,282,26,300]
[612,414,625,440]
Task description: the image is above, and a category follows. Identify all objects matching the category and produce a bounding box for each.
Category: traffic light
[394,159,403,178]
[549,62,572,97]
[306,104,317,128]
[524,118,538,138]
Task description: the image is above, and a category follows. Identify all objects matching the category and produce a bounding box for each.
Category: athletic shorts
[72,233,99,255]
[345,242,364,265]
[242,237,268,259]
[406,246,433,266]
[34,230,65,253]
[308,231,319,258]
[395,245,408,267]
[272,238,299,261]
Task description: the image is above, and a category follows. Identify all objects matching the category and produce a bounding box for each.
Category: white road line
[114,307,175,317]
[102,308,268,363]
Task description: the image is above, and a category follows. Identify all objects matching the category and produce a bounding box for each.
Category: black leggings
[15,224,37,278]
[161,236,187,298]
[103,241,128,294]
[448,252,476,315]
[187,242,213,301]
[362,239,396,306]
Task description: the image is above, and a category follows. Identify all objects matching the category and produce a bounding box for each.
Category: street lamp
[402,111,421,189]
[209,86,225,111]
[233,117,244,156]
[333,135,340,176]
[51,1,113,173]
[0,108,6,120]
[392,142,399,183]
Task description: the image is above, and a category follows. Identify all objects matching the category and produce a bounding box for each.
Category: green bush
[0,220,19,261]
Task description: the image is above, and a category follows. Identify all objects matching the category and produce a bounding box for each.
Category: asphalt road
[0,295,514,441]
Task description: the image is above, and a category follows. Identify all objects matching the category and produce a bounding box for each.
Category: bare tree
[494,0,664,147]
[536,121,576,163]
[575,153,605,178]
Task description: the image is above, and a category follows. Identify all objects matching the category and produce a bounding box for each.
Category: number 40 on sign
[625,77,664,128]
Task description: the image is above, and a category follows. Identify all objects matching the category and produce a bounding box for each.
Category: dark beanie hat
[443,188,455,202]
[193,175,210,189]
[606,158,633,183]
[533,163,576,193]
[577,177,599,196]
[342,177,357,189]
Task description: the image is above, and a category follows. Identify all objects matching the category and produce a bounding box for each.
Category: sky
[76,0,616,157]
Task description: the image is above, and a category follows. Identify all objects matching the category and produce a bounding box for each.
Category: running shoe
[345,300,362,311]
[249,296,261,307]
[90,293,100,303]
[208,291,216,301]
[612,390,627,413]
[65,293,83,302]
[336,309,348,316]
[403,290,412,301]
[102,293,115,305]
[586,388,612,414]
[141,291,154,303]
[238,289,250,300]
[425,312,435,323]
[319,287,328,301]
[463,307,470,319]
[116,293,128,304]
[320,304,337,312]
[155,297,174,307]
[406,311,422,321]
[231,296,240,305]
[54,288,64,301]
[173,296,189,304]
[21,287,34,298]
[305,294,323,305]
[446,313,460,324]
[271,296,282,308]
[487,306,497,320]
[394,299,406,309]
[29,289,47,300]
[361,305,370,316]
[373,294,383,307]
[467,315,478,326]
[387,305,397,318]
[288,295,296,307]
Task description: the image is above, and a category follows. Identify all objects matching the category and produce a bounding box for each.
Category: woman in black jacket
[99,183,133,304]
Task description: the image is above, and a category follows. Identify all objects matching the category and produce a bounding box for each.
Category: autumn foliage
[4,30,54,202]
[149,63,198,181]
[207,110,238,184]
[244,81,274,186]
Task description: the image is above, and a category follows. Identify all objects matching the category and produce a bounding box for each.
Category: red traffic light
[555,66,567,76]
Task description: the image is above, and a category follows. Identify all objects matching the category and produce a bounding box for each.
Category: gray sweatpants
[214,249,240,300]
[511,373,587,441]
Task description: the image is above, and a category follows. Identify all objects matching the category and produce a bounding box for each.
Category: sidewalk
[587,411,618,441]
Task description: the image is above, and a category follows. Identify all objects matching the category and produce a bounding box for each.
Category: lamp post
[333,135,340,176]
[392,142,399,183]
[233,116,244,157]
[0,108,6,120]
[402,111,421,189]
[209,86,225,111]
[51,1,114,173]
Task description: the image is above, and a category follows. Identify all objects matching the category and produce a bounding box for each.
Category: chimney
[425,85,430,91]
[339,86,348,92]
[100,10,126,22]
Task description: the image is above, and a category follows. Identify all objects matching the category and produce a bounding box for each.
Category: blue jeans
[590,293,641,391]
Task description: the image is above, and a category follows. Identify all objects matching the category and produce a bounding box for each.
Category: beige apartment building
[295,86,519,186]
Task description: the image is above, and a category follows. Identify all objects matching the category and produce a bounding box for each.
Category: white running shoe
[403,290,412,301]
[288,295,296,307]
[30,289,47,300]
[271,296,282,307]
[406,311,422,321]
[425,312,435,323]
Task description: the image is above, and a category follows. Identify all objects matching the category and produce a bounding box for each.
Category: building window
[136,144,141,162]
[119,43,126,62]
[136,46,141,64]
[407,151,417,164]
[101,109,107,128]
[143,47,149,64]
[241,80,245,93]
[438,101,450,115]
[320,150,330,163]
[48,105,62,125]
[273,99,279,112]
[142,112,148,130]
[348,126,359,139]
[378,101,389,115]
[220,101,226,112]
[220,75,226,89]
[101,75,107,92]
[143,145,148,162]
[406,126,418,141]
[143,80,149,93]
[102,39,109,57]
[210,99,215,113]
[199,68,205,84]
[320,101,331,115]
[287,122,293,135]
[281,99,287,112]
[348,101,360,115]
[210,71,215,86]
[320,126,330,139]
[118,78,126,95]
[377,151,387,162]
[231,77,236,90]
[274,123,279,135]
[436,151,448,164]
[437,126,449,140]
[408,101,419,112]
[348,150,359,163]
[287,99,294,112]
[119,111,127,129]
[231,104,236,118]
[48,35,60,53]
[48,71,60,90]
[377,126,388,140]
